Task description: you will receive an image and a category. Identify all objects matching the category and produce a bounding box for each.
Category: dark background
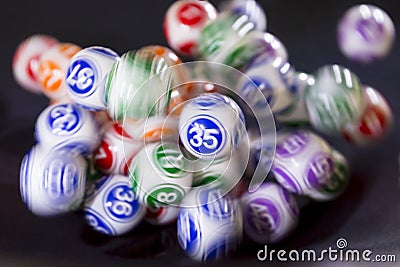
[0,0,399,266]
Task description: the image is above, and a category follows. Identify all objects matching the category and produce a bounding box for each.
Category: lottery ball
[179,93,246,159]
[164,0,217,57]
[106,46,180,121]
[12,34,58,93]
[94,122,142,175]
[337,4,395,63]
[276,72,313,126]
[145,205,179,226]
[66,46,120,111]
[199,11,255,62]
[35,103,100,155]
[240,182,299,244]
[129,142,193,208]
[271,130,335,196]
[218,31,288,71]
[308,149,349,201]
[84,174,145,236]
[305,64,365,134]
[19,145,86,216]
[177,185,242,262]
[342,85,393,146]
[247,129,275,178]
[219,0,267,32]
[123,115,179,143]
[240,54,295,115]
[37,43,81,100]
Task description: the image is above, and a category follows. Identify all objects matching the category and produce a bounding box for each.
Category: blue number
[187,116,225,156]
[48,104,82,135]
[66,59,97,96]
[200,188,235,218]
[104,184,140,222]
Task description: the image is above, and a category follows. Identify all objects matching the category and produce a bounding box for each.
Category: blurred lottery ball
[272,129,335,196]
[12,34,58,93]
[37,43,81,100]
[342,85,393,146]
[305,64,364,134]
[177,185,242,261]
[219,0,267,32]
[164,0,217,57]
[307,149,350,201]
[66,46,120,111]
[129,142,193,208]
[94,122,142,175]
[35,103,100,155]
[337,4,395,63]
[19,145,86,216]
[84,174,145,236]
[240,182,299,244]
[179,93,246,160]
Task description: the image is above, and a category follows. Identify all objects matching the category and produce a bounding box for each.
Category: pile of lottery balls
[15,0,394,262]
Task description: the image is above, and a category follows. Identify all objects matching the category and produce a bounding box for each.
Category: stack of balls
[15,0,395,262]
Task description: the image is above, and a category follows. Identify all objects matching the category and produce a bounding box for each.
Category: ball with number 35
[84,174,146,236]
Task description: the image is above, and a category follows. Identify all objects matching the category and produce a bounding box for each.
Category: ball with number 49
[66,46,120,111]
[84,174,146,236]
[129,142,193,208]
[179,93,246,160]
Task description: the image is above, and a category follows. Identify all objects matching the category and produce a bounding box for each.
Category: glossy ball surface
[94,122,142,175]
[305,64,365,134]
[20,146,86,216]
[177,185,242,261]
[129,142,193,208]
[35,103,100,155]
[66,46,120,111]
[240,183,299,243]
[272,130,335,196]
[179,93,246,159]
[84,174,145,236]
[338,4,395,63]
[164,0,217,57]
[12,34,58,93]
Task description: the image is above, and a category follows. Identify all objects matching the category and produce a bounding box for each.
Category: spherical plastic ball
[12,34,58,93]
[164,0,217,57]
[35,103,100,155]
[240,182,299,244]
[337,4,395,63]
[179,93,246,159]
[19,145,86,216]
[177,185,242,261]
[84,174,146,236]
[66,46,120,111]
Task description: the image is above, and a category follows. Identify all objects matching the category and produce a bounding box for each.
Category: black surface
[0,0,399,266]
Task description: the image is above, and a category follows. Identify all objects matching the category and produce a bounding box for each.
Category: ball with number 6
[179,93,246,160]
[66,46,120,111]
[84,174,145,236]
[129,142,193,208]
[35,103,100,155]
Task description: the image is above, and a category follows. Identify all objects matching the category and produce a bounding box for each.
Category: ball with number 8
[35,102,100,155]
[66,46,120,111]
[129,142,193,208]
[84,174,145,236]
[179,93,246,160]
